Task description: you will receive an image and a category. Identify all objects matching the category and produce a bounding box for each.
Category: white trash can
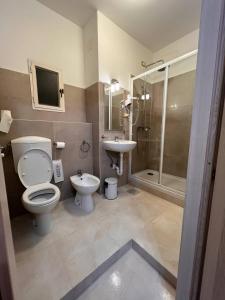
[104,177,118,200]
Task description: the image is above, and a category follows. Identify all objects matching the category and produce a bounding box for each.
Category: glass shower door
[161,54,197,192]
[131,68,166,185]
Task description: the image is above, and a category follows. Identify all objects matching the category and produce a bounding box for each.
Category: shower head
[158,67,166,72]
[141,59,164,70]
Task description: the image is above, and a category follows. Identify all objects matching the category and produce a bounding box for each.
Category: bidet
[70,173,100,213]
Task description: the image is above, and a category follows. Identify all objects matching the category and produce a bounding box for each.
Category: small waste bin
[104,177,118,200]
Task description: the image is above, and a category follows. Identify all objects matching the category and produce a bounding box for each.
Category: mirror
[104,83,124,131]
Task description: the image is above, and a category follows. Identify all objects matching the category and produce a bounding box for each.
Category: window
[29,61,65,112]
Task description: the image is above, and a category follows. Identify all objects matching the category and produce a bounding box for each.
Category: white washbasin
[103,140,137,152]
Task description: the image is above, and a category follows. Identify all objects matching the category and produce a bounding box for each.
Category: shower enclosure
[129,50,197,200]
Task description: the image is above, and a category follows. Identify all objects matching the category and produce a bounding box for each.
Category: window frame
[29,60,65,112]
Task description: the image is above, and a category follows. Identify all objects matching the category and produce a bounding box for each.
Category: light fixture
[110,84,116,93]
[110,79,120,93]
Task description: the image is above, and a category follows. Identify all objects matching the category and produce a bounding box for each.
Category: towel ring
[80,140,91,153]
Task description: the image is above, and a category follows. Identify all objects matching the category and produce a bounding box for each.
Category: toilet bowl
[22,182,60,235]
[70,173,100,213]
[11,136,60,235]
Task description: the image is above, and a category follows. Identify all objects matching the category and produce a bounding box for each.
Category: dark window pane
[36,67,59,107]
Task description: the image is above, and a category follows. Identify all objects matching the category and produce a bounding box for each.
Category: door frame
[200,72,225,300]
[176,0,225,299]
[0,154,18,300]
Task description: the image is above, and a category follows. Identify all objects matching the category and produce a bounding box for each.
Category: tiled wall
[0,68,86,122]
[0,68,93,218]
[132,70,195,179]
[0,67,130,217]
[86,82,129,192]
[162,71,195,177]
[132,79,152,173]
[99,83,129,191]
[85,83,100,178]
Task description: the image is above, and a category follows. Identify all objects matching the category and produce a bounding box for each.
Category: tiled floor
[77,249,175,300]
[11,184,183,300]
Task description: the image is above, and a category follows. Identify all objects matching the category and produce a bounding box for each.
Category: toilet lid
[18,149,53,188]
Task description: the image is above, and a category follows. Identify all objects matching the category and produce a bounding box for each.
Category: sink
[103,140,137,152]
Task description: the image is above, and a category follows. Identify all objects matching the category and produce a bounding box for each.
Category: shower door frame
[129,49,198,195]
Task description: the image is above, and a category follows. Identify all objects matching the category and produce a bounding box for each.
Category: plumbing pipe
[112,153,123,176]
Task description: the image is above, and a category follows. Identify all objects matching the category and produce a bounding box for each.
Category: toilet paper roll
[0,110,13,133]
[55,142,65,149]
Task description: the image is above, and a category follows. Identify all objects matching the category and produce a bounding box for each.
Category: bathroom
[0,0,204,299]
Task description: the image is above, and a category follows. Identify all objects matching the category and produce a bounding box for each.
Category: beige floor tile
[12,185,183,299]
[16,241,72,300]
[77,249,175,300]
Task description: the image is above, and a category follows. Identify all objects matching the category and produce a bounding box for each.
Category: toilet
[11,136,60,235]
[70,173,100,213]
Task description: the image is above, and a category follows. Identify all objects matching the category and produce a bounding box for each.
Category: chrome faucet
[77,169,83,177]
[114,136,119,142]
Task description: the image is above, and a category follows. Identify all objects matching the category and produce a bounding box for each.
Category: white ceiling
[37,0,201,52]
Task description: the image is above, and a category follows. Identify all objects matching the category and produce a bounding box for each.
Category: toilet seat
[18,149,53,188]
[22,182,60,207]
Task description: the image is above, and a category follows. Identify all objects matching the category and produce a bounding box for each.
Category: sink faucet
[114,136,119,142]
[77,169,83,177]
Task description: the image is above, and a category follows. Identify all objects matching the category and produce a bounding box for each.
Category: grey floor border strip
[62,240,132,300]
[131,239,177,288]
[62,239,176,300]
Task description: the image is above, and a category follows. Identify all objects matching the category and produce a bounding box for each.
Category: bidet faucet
[77,169,83,177]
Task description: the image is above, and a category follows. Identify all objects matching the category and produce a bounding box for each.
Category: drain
[147,172,154,176]
[127,188,140,195]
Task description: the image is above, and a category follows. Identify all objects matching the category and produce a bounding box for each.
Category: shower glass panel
[161,54,197,192]
[131,69,165,184]
[130,50,198,197]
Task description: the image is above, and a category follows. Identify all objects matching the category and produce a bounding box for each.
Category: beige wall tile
[0,120,93,218]
[85,83,100,180]
[0,68,93,218]
[53,122,93,199]
[0,68,86,122]
[0,71,130,218]
[0,120,53,218]
[131,71,195,179]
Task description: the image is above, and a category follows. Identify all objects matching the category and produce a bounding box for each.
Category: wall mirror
[104,82,124,131]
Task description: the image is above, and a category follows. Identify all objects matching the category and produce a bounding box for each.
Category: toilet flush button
[22,173,26,176]
[24,156,28,159]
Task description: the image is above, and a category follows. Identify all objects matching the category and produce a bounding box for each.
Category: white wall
[83,14,99,88]
[0,0,85,88]
[0,1,199,89]
[149,30,199,83]
[153,29,199,62]
[97,12,153,91]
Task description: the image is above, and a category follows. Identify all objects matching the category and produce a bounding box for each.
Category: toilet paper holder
[0,146,5,158]
[53,141,66,149]
[0,143,11,158]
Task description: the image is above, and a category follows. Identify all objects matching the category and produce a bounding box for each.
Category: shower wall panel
[131,79,152,173]
[163,70,195,178]
[148,70,195,178]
